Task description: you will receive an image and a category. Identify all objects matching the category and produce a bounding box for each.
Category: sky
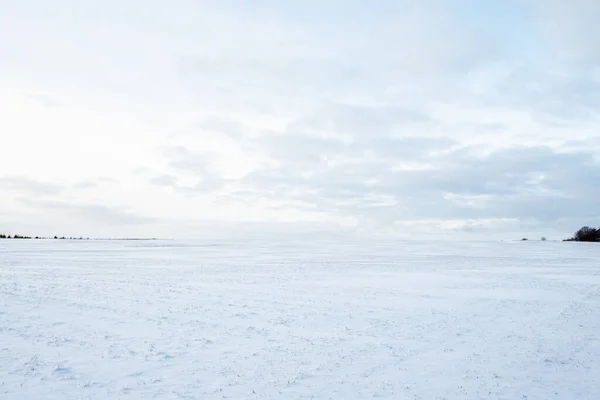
[1,0,599,240]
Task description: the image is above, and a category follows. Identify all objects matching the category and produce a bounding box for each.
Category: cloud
[228,142,600,237]
[193,117,244,140]
[73,181,97,190]
[287,102,434,139]
[72,177,118,190]
[150,174,179,188]
[154,146,230,193]
[531,0,600,66]
[20,198,156,225]
[26,92,64,108]
[1,0,599,239]
[478,68,600,124]
[0,176,63,196]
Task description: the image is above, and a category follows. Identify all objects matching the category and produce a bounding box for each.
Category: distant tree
[54,236,58,239]
[541,237,547,241]
[0,234,6,239]
[521,238,528,241]
[572,226,600,242]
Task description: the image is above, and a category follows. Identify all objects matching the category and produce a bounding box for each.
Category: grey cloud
[150,174,179,187]
[562,137,600,153]
[162,146,213,174]
[73,177,119,190]
[482,68,600,123]
[234,143,600,233]
[243,130,459,207]
[194,117,244,139]
[20,198,156,225]
[354,136,456,160]
[149,173,220,195]
[257,131,345,165]
[253,102,446,168]
[174,2,495,114]
[73,181,97,190]
[394,146,597,194]
[289,102,433,138]
[374,146,600,223]
[179,55,363,99]
[154,147,229,194]
[27,93,63,108]
[0,176,63,196]
[532,0,600,66]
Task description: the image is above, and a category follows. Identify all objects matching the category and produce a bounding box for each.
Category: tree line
[564,226,600,242]
[0,234,33,239]
[0,234,88,240]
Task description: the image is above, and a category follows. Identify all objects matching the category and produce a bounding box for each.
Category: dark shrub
[572,226,600,242]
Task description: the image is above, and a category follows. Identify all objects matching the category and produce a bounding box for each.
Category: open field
[1,239,599,399]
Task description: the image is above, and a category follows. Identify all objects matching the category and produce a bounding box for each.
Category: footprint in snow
[157,352,174,359]
[54,367,76,380]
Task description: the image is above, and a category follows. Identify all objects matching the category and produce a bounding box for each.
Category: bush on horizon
[565,226,600,242]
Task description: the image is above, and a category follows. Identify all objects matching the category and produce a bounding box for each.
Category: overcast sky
[1,0,599,240]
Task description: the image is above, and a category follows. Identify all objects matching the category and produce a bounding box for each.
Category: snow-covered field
[1,239,599,399]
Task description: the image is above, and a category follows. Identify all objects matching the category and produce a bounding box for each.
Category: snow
[1,239,599,399]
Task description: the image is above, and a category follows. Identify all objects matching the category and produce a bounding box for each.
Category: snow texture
[1,239,599,399]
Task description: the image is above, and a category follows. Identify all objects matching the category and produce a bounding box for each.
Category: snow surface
[1,239,599,399]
